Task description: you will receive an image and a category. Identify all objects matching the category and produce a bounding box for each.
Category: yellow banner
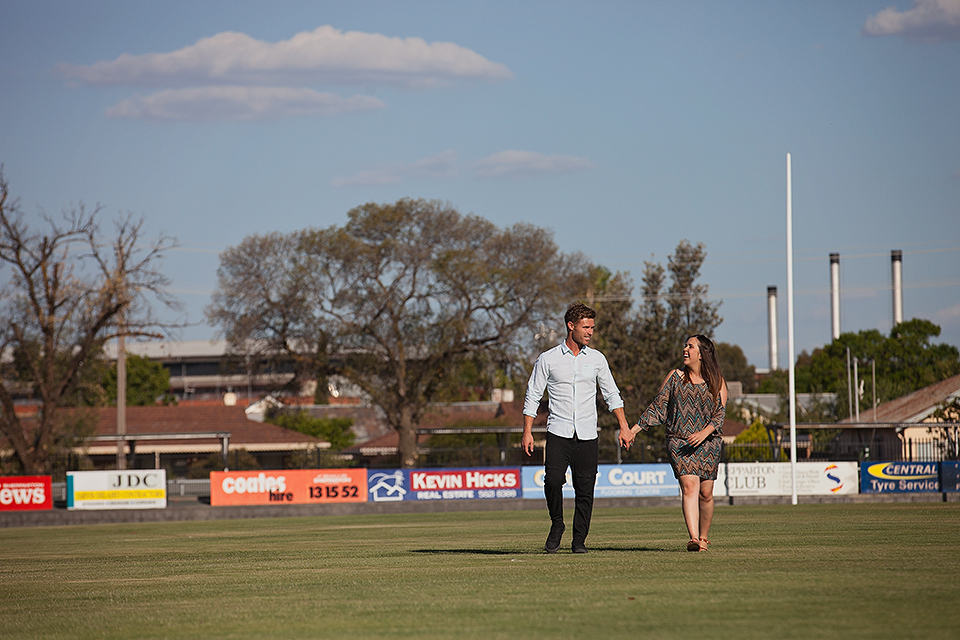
[73,490,166,501]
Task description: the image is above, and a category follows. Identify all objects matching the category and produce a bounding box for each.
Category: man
[522,302,633,554]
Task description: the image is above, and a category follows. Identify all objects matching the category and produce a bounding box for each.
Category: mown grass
[1,502,958,639]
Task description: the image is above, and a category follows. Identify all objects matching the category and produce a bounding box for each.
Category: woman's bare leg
[678,475,701,541]
[698,479,715,543]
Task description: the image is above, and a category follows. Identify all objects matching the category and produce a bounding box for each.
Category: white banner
[715,462,858,497]
[67,470,167,510]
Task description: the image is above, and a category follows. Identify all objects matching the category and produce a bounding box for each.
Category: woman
[632,334,727,552]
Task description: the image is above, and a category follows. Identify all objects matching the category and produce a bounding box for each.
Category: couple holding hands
[521,302,727,554]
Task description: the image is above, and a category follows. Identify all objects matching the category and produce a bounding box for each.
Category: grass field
[2,502,959,640]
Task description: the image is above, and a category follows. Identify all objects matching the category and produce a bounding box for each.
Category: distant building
[5,405,327,476]
[105,340,290,405]
[105,339,362,406]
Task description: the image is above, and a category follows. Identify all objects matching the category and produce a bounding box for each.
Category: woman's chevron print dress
[637,369,725,480]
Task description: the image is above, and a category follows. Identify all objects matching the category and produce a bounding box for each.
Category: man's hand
[521,431,535,456]
[613,407,633,449]
[522,415,535,456]
[618,424,635,449]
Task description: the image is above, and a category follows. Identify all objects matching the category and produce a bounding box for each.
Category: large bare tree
[207,198,587,466]
[0,169,178,473]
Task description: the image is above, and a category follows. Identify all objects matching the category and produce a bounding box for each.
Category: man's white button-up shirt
[522,341,624,440]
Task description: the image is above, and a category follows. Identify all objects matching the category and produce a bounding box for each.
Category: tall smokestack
[767,286,779,371]
[891,250,903,327]
[830,253,841,340]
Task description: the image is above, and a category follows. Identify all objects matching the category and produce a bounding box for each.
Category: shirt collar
[560,341,589,356]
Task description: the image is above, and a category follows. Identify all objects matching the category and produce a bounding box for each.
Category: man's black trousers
[543,431,599,546]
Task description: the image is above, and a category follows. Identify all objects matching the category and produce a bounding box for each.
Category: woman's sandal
[686,539,701,552]
[698,538,710,551]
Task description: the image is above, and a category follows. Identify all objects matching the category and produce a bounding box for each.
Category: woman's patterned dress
[637,369,725,480]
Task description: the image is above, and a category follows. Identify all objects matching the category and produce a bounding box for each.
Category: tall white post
[786,153,798,505]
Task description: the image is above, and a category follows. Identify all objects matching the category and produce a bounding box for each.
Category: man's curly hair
[564,302,596,328]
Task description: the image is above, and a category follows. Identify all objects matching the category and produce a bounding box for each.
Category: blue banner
[366,468,521,502]
[521,464,679,499]
[860,461,940,493]
[940,462,960,493]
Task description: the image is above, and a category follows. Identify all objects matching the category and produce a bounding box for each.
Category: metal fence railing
[166,478,212,497]
[721,438,956,464]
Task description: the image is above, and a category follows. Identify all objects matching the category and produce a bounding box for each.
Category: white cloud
[863,0,960,42]
[934,301,960,328]
[472,150,594,179]
[57,25,513,89]
[104,86,385,122]
[331,150,459,187]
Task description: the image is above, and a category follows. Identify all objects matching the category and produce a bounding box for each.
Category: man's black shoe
[571,543,589,554]
[545,523,564,553]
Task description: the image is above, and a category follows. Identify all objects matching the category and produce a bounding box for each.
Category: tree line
[757,319,960,423]
[203,199,730,466]
[3,171,957,473]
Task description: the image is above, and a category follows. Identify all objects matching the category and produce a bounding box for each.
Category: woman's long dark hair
[684,334,725,403]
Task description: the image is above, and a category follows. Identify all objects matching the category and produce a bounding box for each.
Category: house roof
[25,405,326,455]
[344,400,538,456]
[841,372,960,424]
[722,419,749,441]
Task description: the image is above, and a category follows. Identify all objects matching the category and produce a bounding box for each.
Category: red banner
[0,476,53,511]
[210,469,368,506]
[407,468,521,500]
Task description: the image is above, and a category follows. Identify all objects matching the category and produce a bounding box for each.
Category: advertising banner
[940,462,960,492]
[860,461,940,493]
[795,462,859,495]
[210,468,368,506]
[366,468,521,502]
[716,462,859,497]
[596,464,678,498]
[67,470,166,510]
[0,475,52,511]
[521,464,680,499]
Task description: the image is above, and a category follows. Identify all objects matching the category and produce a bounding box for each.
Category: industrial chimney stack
[830,253,840,340]
[767,286,779,371]
[891,250,903,327]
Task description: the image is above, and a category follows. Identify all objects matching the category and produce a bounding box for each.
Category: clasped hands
[618,424,640,449]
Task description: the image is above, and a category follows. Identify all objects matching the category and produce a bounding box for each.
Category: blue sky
[2,0,959,369]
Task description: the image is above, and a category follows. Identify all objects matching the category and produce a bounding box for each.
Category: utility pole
[116,315,127,469]
[853,357,860,423]
[116,252,127,470]
[846,347,853,420]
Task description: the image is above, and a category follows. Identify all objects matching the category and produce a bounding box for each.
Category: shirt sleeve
[522,353,550,418]
[636,370,676,431]
[596,354,624,412]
